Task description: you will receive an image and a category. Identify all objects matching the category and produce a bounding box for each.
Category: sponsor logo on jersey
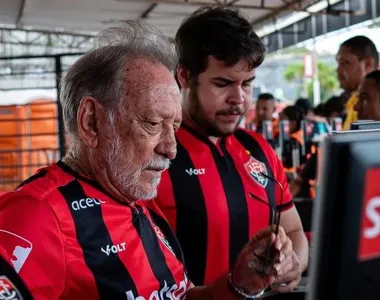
[126,276,188,300]
[185,168,205,176]
[0,230,32,273]
[101,242,127,256]
[358,168,380,261]
[71,198,106,211]
[0,276,23,300]
[244,156,268,188]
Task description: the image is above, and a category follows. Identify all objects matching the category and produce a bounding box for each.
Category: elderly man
[0,21,295,299]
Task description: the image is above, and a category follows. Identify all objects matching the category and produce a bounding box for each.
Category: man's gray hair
[59,20,177,144]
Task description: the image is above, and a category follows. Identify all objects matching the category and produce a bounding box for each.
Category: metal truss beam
[0,27,94,56]
[145,0,289,11]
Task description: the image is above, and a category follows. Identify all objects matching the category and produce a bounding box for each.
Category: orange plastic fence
[0,100,59,191]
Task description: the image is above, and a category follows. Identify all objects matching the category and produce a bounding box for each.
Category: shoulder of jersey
[9,164,73,201]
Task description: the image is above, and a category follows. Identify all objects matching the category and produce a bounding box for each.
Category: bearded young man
[155,6,309,291]
[0,20,295,300]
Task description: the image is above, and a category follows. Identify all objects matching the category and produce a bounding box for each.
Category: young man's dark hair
[341,36,379,68]
[175,6,266,78]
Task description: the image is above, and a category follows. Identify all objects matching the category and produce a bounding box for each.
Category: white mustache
[145,158,170,170]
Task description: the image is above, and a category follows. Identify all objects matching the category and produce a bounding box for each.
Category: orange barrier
[0,100,59,191]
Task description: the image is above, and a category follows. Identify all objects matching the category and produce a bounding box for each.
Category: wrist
[227,273,265,299]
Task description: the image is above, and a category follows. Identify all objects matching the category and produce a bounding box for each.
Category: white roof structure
[0,0,330,56]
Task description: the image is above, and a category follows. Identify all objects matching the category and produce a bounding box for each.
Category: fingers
[250,226,276,243]
[272,252,302,293]
[276,252,293,276]
[276,226,288,247]
[272,276,301,293]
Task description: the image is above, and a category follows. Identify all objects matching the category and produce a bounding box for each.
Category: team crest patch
[153,225,175,256]
[0,276,23,300]
[244,156,268,188]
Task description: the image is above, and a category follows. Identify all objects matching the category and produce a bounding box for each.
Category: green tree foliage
[284,61,339,103]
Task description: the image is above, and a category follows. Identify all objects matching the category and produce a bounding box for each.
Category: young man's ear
[176,65,190,89]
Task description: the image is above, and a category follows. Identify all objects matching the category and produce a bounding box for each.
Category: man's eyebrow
[243,76,256,82]
[212,77,233,82]
[211,76,256,82]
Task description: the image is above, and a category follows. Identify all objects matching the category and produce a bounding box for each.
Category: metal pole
[55,56,66,158]
[312,38,321,105]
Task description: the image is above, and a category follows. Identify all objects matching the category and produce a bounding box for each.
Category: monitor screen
[308,131,380,300]
[350,121,380,130]
[332,128,380,136]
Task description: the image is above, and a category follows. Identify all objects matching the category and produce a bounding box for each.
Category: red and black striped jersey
[0,162,190,300]
[155,124,294,285]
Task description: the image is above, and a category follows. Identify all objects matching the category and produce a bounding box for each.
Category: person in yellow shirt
[335,36,378,130]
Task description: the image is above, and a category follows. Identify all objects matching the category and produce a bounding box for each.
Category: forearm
[185,274,240,300]
[287,229,309,271]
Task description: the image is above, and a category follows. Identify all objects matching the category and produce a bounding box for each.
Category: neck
[62,151,94,180]
[182,113,220,144]
[62,150,134,205]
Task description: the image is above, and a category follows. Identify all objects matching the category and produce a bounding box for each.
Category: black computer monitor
[350,121,380,130]
[332,128,380,136]
[308,131,380,300]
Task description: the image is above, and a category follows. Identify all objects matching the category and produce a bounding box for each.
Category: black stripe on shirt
[58,179,138,299]
[133,206,176,291]
[210,139,249,271]
[234,130,277,225]
[15,169,48,191]
[168,139,208,286]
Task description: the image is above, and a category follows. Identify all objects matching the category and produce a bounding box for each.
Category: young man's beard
[188,87,243,137]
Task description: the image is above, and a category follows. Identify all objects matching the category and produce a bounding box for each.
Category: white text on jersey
[185,168,205,176]
[71,198,106,211]
[101,242,127,256]
[126,278,188,300]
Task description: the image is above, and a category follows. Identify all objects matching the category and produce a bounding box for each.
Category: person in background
[280,106,305,172]
[312,103,325,118]
[336,35,379,130]
[323,95,346,125]
[155,6,308,291]
[295,98,314,120]
[254,93,277,133]
[354,70,380,120]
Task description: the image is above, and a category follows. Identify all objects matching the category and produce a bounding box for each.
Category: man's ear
[364,57,375,72]
[77,97,101,149]
[177,65,190,89]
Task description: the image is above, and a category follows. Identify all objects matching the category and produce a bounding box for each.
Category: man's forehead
[337,46,358,61]
[205,56,255,79]
[125,58,175,85]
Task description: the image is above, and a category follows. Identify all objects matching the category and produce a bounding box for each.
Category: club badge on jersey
[244,156,268,188]
[153,224,175,257]
[0,276,23,300]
